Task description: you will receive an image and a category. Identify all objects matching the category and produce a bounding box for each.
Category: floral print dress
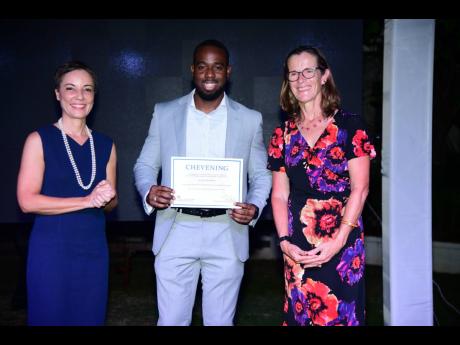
[267,109,376,326]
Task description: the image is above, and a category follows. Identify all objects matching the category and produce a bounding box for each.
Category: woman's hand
[87,180,116,208]
[280,241,310,264]
[298,236,347,268]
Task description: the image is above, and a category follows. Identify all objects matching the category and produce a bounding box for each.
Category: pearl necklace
[57,117,96,190]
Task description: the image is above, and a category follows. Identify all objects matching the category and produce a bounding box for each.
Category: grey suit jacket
[133,91,272,261]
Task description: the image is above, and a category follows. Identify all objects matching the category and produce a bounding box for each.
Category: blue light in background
[113,50,146,78]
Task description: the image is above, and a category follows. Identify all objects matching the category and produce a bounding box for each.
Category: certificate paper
[171,157,243,208]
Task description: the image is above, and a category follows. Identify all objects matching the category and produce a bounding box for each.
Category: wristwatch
[278,235,291,245]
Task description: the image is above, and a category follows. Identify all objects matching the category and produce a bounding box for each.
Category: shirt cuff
[143,190,154,215]
[248,203,260,227]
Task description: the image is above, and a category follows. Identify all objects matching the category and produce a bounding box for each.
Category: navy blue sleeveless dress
[27,124,113,326]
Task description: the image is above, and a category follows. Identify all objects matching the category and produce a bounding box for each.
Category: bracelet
[341,219,358,228]
[278,235,291,245]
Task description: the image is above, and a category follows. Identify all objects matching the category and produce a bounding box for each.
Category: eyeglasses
[287,67,321,82]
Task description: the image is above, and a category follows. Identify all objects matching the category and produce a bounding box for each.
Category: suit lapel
[225,97,242,158]
[173,96,188,157]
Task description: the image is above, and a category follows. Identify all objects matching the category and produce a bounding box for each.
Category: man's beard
[195,84,225,101]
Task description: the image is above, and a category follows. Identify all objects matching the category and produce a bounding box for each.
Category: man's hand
[147,185,175,210]
[229,202,258,225]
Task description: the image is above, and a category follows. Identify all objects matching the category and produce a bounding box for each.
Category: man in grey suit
[134,39,272,326]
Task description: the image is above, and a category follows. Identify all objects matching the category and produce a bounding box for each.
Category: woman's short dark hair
[280,45,341,122]
[54,60,97,92]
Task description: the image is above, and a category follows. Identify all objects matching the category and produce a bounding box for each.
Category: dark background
[2,19,459,244]
[1,18,460,327]
[0,19,363,222]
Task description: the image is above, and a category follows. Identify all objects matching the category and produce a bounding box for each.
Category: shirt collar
[189,89,227,113]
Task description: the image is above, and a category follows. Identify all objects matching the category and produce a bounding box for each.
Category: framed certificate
[170,157,243,209]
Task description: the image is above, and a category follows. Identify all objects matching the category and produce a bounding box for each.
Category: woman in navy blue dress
[17,61,117,326]
[268,46,375,326]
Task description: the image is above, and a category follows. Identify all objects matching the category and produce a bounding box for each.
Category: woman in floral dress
[268,46,376,326]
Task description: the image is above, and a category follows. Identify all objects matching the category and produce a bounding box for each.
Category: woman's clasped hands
[87,180,116,208]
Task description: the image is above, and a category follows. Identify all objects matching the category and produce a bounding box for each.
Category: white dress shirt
[144,90,227,214]
[186,89,227,158]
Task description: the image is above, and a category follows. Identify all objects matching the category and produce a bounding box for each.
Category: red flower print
[300,198,343,246]
[309,296,322,313]
[302,278,339,326]
[268,127,284,159]
[330,146,345,160]
[284,256,295,283]
[268,146,282,159]
[337,238,365,286]
[292,263,304,281]
[319,213,337,232]
[302,149,309,160]
[284,255,304,299]
[308,155,322,168]
[282,120,300,147]
[363,142,373,153]
[352,256,361,270]
[295,300,303,314]
[324,168,338,181]
[316,123,338,149]
[352,129,376,158]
